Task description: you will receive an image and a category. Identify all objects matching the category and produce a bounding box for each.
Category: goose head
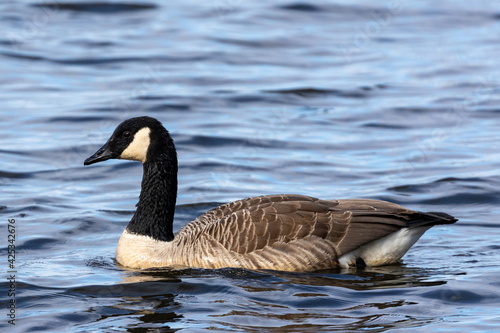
[84,116,178,242]
[84,116,172,166]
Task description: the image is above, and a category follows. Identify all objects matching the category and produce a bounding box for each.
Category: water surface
[1,0,500,331]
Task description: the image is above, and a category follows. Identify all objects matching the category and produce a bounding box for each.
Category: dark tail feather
[408,211,458,228]
[425,212,458,224]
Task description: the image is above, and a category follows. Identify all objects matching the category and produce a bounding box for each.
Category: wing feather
[188,194,451,265]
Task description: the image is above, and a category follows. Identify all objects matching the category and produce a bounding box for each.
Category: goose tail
[408,211,458,228]
[425,212,458,224]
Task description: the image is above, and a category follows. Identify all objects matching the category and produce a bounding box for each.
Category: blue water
[1,0,500,331]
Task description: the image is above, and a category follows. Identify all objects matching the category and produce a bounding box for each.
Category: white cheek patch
[120,127,151,163]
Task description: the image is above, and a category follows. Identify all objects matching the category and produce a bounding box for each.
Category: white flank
[338,226,431,268]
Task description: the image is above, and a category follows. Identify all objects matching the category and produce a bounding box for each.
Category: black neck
[126,140,178,241]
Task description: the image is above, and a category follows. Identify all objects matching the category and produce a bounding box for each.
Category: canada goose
[84,116,457,271]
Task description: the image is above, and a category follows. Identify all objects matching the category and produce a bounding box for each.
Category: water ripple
[32,2,157,13]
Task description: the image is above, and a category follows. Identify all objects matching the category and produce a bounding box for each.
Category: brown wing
[184,194,455,270]
[198,194,343,254]
[193,195,414,254]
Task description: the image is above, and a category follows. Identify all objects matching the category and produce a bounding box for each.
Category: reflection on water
[1,0,500,331]
[60,266,459,331]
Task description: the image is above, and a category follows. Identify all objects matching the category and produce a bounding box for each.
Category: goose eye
[123,131,131,138]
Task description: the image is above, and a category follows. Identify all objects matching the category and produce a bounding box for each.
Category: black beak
[84,141,117,166]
